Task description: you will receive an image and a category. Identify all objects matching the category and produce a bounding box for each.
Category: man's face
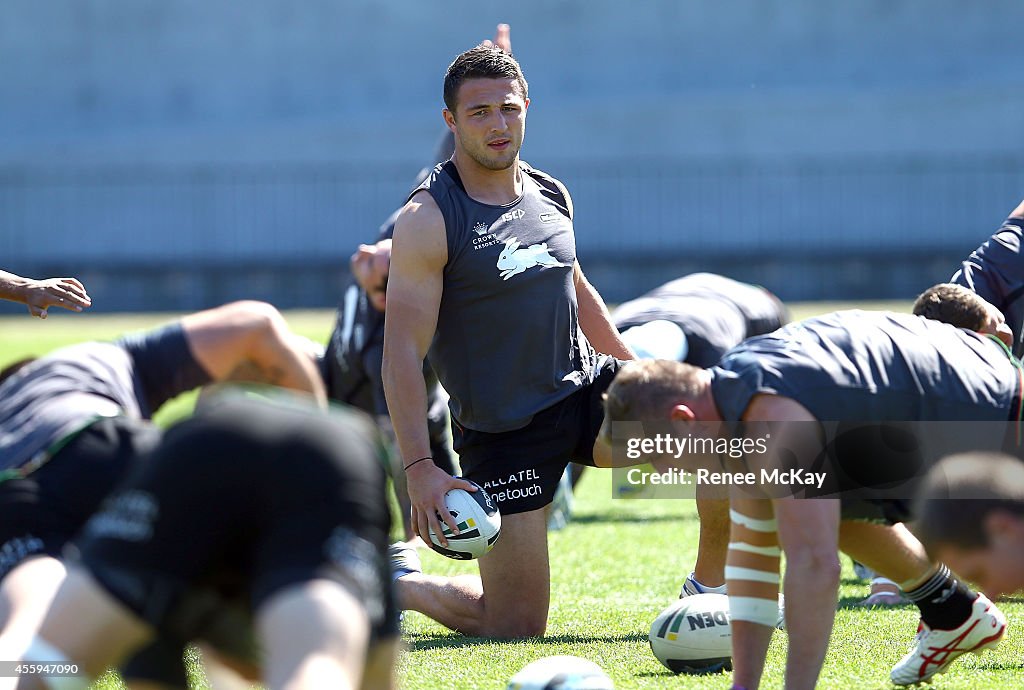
[444,78,528,171]
[936,512,1024,599]
[350,240,391,312]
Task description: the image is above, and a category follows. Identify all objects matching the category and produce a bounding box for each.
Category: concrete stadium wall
[2,1,1023,312]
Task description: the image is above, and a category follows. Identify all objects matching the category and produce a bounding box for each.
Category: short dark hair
[602,359,704,428]
[912,283,990,331]
[443,45,528,113]
[913,452,1024,555]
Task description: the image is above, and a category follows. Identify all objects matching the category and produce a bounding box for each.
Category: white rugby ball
[507,655,614,690]
[649,594,733,674]
[427,481,501,560]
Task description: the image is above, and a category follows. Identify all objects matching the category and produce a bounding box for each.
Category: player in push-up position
[13,394,398,690]
[0,300,326,688]
[602,301,1013,688]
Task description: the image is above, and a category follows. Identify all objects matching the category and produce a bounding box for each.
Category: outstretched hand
[22,277,92,318]
[405,461,479,547]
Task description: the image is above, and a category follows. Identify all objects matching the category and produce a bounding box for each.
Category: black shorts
[73,397,399,654]
[825,420,1016,526]
[839,498,912,525]
[0,416,161,581]
[453,356,621,515]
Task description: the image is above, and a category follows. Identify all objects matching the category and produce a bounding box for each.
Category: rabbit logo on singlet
[496,237,565,280]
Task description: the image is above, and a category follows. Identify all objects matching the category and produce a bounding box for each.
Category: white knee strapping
[727,541,781,557]
[725,566,780,584]
[20,637,90,690]
[728,596,781,627]
[729,509,777,533]
[726,512,781,623]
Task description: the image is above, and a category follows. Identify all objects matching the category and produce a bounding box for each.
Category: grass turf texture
[2,302,1022,689]
[402,469,1024,689]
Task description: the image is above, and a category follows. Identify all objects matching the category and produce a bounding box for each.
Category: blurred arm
[180,300,327,407]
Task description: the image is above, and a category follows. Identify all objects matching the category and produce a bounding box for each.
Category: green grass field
[2,302,1022,689]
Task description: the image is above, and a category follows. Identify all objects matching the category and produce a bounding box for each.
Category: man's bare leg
[257,580,370,690]
[32,568,153,681]
[0,558,67,668]
[395,508,549,637]
[692,487,729,587]
[774,498,842,690]
[838,521,933,588]
[728,498,780,690]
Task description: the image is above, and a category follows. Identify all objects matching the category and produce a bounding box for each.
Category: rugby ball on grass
[507,655,615,690]
[649,594,733,674]
[427,480,501,560]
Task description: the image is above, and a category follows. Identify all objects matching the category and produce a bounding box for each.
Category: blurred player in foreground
[0,300,325,688]
[914,451,1024,600]
[13,394,396,690]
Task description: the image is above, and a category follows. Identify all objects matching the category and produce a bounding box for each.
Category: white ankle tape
[21,636,90,690]
[729,509,777,532]
[728,596,780,627]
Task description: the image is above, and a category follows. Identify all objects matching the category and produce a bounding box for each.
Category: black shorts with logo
[0,415,161,581]
[453,356,622,515]
[72,396,399,660]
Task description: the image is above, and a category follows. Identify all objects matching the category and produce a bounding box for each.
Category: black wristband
[403,455,433,471]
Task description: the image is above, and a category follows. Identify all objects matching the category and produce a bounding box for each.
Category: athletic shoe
[547,467,574,531]
[890,593,1007,685]
[388,541,422,582]
[679,571,727,598]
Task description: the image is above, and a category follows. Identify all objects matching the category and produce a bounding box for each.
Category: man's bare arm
[741,394,839,690]
[383,193,474,545]
[573,261,635,359]
[180,300,327,407]
[0,270,91,318]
